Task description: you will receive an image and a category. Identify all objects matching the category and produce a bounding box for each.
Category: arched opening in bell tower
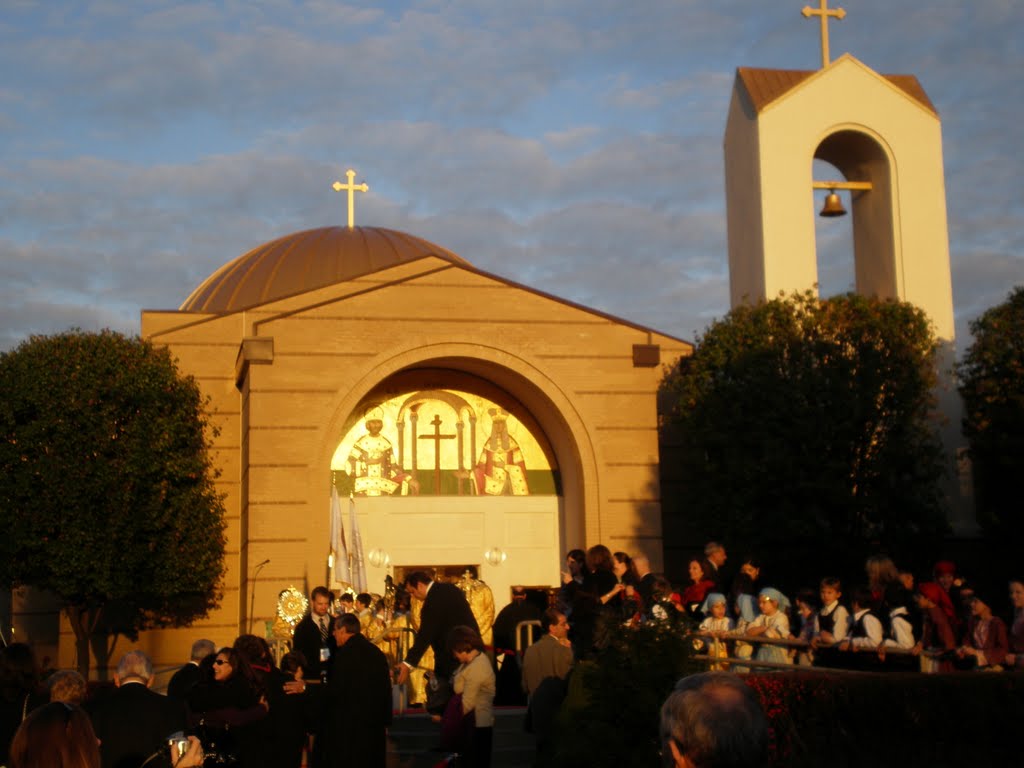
[812,128,898,301]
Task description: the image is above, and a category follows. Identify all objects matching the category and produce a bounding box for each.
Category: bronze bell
[819,190,847,218]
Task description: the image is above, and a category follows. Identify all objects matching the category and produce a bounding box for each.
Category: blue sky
[1,0,1021,351]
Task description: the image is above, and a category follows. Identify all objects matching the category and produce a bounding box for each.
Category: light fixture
[484,547,507,567]
[367,549,391,568]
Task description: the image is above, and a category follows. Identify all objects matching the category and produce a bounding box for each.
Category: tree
[957,286,1024,545]
[0,329,226,675]
[660,291,948,583]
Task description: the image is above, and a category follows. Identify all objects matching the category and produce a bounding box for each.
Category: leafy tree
[660,291,948,584]
[0,329,226,675]
[957,286,1024,545]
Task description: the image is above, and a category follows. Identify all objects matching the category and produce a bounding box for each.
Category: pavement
[387,706,535,768]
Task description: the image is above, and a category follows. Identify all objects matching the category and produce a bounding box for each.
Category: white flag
[349,494,367,592]
[331,485,350,585]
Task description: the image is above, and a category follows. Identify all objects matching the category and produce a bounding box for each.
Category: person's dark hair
[794,587,820,612]
[820,577,842,592]
[405,570,432,589]
[356,592,372,608]
[883,582,911,611]
[660,672,768,768]
[1,643,39,703]
[586,544,614,573]
[851,585,875,611]
[730,572,754,601]
[234,634,273,667]
[741,555,761,571]
[334,613,362,634]
[542,608,564,632]
[448,625,484,655]
[613,551,634,570]
[311,585,333,602]
[566,549,586,567]
[280,652,307,678]
[9,701,101,768]
[688,558,707,583]
[214,646,256,689]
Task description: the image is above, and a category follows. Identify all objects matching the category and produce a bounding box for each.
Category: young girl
[450,625,496,767]
[747,587,792,666]
[956,592,1008,670]
[698,593,733,670]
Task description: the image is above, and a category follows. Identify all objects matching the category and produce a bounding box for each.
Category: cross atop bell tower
[802,0,845,68]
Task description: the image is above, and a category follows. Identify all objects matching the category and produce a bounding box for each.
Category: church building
[134,218,689,662]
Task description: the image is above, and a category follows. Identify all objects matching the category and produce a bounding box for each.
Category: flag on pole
[349,493,367,592]
[330,485,350,585]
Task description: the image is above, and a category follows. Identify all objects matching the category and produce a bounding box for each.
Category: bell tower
[722,3,973,529]
[723,13,954,342]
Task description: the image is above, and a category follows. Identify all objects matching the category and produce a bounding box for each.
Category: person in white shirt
[839,586,883,651]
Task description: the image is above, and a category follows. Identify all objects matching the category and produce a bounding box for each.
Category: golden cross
[802,0,845,69]
[331,169,369,228]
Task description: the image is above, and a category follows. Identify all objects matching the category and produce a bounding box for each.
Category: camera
[167,731,189,761]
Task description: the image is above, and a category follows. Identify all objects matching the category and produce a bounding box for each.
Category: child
[698,592,733,670]
[879,583,917,670]
[747,587,792,666]
[837,586,883,670]
[956,592,1009,670]
[813,577,849,645]
[793,588,819,666]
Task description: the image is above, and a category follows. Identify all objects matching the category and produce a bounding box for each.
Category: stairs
[387,706,535,768]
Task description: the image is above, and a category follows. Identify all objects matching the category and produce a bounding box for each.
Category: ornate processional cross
[332,169,369,228]
[418,414,456,495]
[801,0,845,69]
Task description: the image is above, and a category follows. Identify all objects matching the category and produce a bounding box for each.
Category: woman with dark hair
[0,643,46,767]
[956,591,1009,670]
[8,701,100,768]
[186,646,267,766]
[612,551,642,621]
[681,559,716,619]
[448,625,495,768]
[276,652,314,768]
[571,545,620,658]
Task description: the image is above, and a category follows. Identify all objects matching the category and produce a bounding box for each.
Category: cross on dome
[332,169,369,228]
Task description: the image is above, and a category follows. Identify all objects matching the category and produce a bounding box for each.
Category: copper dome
[180,226,471,313]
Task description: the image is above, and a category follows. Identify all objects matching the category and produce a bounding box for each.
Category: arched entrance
[317,347,597,603]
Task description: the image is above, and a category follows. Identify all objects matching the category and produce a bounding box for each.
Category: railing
[690,631,947,673]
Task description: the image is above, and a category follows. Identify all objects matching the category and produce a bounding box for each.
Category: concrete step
[387,706,535,768]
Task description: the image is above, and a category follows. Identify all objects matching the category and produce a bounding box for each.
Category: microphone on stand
[248,559,271,633]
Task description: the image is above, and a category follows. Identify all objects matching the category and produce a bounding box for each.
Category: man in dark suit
[166,638,215,701]
[701,541,729,594]
[87,650,184,768]
[396,571,479,687]
[312,613,393,768]
[292,585,336,681]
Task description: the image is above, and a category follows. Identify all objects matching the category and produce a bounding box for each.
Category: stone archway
[314,342,601,604]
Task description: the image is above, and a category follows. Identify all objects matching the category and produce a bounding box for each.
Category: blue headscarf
[758,587,791,612]
[700,592,727,616]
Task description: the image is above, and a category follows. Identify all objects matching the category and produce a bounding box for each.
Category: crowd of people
[2,547,1021,768]
[556,543,1024,674]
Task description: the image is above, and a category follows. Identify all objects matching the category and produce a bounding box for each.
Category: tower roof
[180,225,471,313]
[736,60,937,116]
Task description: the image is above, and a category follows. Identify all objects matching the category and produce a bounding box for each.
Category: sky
[1,0,1021,353]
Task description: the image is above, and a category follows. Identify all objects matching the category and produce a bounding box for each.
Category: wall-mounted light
[484,547,507,567]
[368,549,391,568]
